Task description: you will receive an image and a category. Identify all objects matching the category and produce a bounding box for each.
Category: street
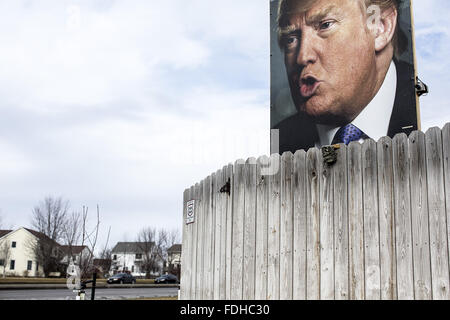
[0,287,179,300]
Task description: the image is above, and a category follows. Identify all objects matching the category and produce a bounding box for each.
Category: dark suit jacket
[273,60,418,154]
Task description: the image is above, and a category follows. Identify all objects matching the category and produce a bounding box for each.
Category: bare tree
[32,196,69,241]
[76,205,102,280]
[157,228,180,264]
[96,226,112,276]
[136,227,162,278]
[62,210,82,257]
[135,227,181,278]
[0,239,11,278]
[166,229,181,250]
[29,196,69,276]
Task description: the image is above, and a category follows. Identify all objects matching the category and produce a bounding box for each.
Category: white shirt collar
[315,61,397,147]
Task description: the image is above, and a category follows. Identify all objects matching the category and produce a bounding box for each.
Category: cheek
[285,54,297,76]
[322,36,373,86]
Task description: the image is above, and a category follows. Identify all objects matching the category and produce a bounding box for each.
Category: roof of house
[60,245,88,255]
[24,228,60,246]
[168,244,182,253]
[0,230,13,238]
[111,242,154,253]
[23,228,61,247]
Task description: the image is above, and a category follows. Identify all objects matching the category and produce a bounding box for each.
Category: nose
[296,29,318,67]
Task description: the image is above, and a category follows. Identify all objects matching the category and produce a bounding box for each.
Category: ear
[373,6,397,52]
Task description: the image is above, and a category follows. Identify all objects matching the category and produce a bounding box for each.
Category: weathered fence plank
[180,188,190,300]
[188,185,195,298]
[377,137,397,300]
[243,158,257,300]
[293,150,307,300]
[443,124,450,288]
[280,152,294,300]
[348,141,365,300]
[213,170,223,300]
[231,161,245,300]
[219,166,231,300]
[210,175,217,299]
[393,133,414,300]
[409,131,432,300]
[333,144,349,300]
[190,183,199,299]
[267,153,281,300]
[306,148,321,300]
[255,156,269,300]
[320,149,334,300]
[362,139,381,300]
[194,180,204,300]
[425,127,450,300]
[225,164,234,300]
[203,175,213,300]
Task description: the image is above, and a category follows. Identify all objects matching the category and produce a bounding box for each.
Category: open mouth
[300,76,320,98]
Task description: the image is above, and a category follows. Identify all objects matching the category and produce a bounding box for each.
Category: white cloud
[0,0,211,111]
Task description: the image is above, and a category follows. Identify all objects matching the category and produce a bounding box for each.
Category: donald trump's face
[279,0,395,126]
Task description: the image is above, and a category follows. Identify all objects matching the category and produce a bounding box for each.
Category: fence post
[280,152,294,300]
[306,148,321,300]
[333,144,349,300]
[362,139,381,300]
[393,133,414,300]
[348,141,364,300]
[267,153,281,300]
[293,150,307,300]
[409,131,432,300]
[377,136,397,300]
[255,156,269,300]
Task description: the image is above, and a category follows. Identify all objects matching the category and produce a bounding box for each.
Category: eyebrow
[279,4,343,37]
[306,5,343,25]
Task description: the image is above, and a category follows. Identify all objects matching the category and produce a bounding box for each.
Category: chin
[301,98,331,118]
[300,99,347,126]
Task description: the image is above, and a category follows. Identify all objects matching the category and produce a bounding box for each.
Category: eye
[283,35,299,50]
[319,20,334,30]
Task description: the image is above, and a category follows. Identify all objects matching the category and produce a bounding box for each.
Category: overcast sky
[0,0,449,253]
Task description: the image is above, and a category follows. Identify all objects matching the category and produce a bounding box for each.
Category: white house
[165,244,182,279]
[0,228,46,277]
[110,242,163,278]
[167,244,181,268]
[60,245,92,267]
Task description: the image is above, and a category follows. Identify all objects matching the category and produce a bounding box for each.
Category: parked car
[107,273,136,284]
[154,274,179,284]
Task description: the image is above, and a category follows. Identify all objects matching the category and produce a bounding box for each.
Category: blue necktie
[332,124,368,145]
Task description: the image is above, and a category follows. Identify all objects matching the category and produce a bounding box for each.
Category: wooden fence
[180,124,450,300]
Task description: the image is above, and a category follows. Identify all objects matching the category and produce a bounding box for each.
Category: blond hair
[277,0,406,56]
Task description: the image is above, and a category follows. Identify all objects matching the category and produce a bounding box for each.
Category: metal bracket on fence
[322,145,340,167]
[220,178,231,196]
[415,76,429,97]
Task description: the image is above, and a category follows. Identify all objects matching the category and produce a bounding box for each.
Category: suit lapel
[387,59,419,137]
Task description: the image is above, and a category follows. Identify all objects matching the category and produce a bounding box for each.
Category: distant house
[60,245,92,267]
[165,244,182,279]
[0,227,99,278]
[110,242,162,278]
[0,227,49,277]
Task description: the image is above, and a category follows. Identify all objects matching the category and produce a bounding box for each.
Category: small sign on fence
[186,200,195,224]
